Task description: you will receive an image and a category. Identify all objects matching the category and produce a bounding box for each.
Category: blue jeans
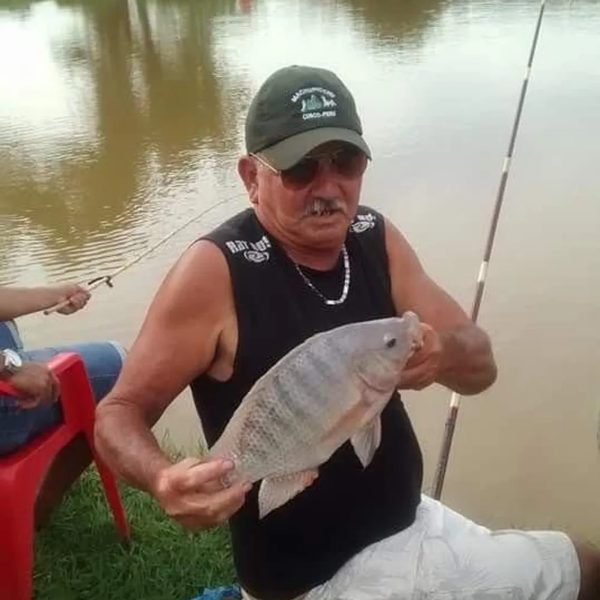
[0,321,125,456]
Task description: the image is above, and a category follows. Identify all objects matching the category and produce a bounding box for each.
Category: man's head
[238,65,371,252]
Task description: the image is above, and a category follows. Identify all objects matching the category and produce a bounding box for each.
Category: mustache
[302,197,346,217]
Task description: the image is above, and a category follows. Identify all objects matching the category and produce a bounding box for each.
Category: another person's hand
[50,283,91,315]
[152,458,252,531]
[8,362,60,409]
[399,322,442,390]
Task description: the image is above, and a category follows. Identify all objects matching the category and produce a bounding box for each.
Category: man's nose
[310,158,340,195]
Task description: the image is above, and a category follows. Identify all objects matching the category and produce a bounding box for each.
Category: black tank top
[191,206,423,600]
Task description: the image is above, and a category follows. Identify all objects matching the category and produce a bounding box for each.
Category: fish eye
[384,335,397,349]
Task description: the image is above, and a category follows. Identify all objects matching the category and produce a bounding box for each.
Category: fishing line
[431,0,547,500]
[44,193,245,315]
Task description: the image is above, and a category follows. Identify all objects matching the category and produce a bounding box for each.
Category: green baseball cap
[245,65,371,170]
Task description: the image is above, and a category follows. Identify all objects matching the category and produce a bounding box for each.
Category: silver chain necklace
[293,244,351,306]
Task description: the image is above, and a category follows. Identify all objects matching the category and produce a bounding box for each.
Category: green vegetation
[34,467,236,600]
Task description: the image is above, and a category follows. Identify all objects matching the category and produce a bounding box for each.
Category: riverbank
[34,467,235,600]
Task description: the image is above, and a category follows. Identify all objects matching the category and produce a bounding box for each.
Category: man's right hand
[48,282,91,315]
[8,362,59,409]
[152,458,252,530]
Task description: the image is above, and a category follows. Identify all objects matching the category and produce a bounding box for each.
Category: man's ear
[238,156,259,206]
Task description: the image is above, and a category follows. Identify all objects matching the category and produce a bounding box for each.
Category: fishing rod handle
[43,276,112,315]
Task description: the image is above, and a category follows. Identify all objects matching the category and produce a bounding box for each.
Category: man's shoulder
[204,207,256,240]
[171,240,230,289]
[202,209,273,267]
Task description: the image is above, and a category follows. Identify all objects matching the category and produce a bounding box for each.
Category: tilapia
[209,312,423,518]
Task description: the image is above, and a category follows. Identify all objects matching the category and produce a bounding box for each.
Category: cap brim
[259,127,371,170]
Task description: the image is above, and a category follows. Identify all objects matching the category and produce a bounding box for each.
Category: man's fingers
[57,289,90,314]
[177,482,251,530]
[58,305,76,315]
[18,396,40,409]
[70,292,89,309]
[399,362,433,390]
[49,379,60,404]
[173,458,235,493]
[405,349,428,370]
[38,372,58,405]
[201,481,251,519]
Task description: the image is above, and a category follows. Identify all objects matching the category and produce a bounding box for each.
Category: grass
[33,466,237,600]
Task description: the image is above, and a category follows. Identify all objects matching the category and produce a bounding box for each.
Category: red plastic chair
[0,352,131,600]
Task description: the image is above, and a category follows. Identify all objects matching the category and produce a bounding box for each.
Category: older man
[95,65,598,600]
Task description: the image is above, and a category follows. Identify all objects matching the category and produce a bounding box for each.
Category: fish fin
[350,417,382,468]
[258,470,319,519]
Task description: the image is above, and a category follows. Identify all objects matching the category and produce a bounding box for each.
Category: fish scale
[210,312,422,518]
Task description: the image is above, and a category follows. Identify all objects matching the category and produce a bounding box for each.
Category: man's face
[242,141,368,250]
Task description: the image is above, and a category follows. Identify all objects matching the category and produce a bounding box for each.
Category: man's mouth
[310,207,339,217]
[305,199,344,218]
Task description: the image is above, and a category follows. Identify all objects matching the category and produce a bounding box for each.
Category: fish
[208,311,423,518]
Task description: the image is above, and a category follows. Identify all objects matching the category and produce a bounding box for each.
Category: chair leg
[0,477,36,600]
[83,427,130,540]
[93,453,131,540]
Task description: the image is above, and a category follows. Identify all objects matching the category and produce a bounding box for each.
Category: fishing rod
[44,194,243,315]
[431,0,547,500]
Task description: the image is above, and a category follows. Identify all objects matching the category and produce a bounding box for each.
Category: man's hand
[50,283,91,315]
[152,458,252,531]
[399,323,442,390]
[8,362,59,409]
[386,219,497,395]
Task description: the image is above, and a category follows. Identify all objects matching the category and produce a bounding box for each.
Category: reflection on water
[1,0,600,543]
[1,0,242,283]
[345,0,448,47]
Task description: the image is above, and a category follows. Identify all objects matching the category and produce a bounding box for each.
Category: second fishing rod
[431,0,547,500]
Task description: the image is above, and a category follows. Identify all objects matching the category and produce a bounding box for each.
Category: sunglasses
[251,146,369,190]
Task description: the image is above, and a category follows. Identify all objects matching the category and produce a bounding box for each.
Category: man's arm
[385,218,497,395]
[0,283,90,320]
[95,240,230,491]
[94,241,250,530]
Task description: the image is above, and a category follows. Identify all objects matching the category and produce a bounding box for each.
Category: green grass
[33,467,236,600]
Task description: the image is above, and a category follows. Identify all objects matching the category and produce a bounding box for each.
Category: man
[95,66,599,599]
[1,282,126,524]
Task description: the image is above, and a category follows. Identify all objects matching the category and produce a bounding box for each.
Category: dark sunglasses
[252,146,369,189]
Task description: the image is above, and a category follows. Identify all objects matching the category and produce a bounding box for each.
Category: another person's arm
[95,241,250,530]
[0,283,90,320]
[384,219,497,395]
[0,359,59,408]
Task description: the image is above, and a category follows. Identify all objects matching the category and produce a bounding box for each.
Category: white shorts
[244,496,580,600]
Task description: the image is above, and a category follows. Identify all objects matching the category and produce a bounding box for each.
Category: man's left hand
[399,323,442,390]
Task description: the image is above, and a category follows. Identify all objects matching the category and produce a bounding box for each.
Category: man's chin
[302,219,349,249]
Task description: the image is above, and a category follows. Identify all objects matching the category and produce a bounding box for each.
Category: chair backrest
[0,379,17,396]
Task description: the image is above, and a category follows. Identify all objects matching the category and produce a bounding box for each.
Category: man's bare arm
[385,219,497,395]
[94,241,233,494]
[0,283,90,320]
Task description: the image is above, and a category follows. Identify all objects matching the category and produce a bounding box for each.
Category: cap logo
[291,87,337,121]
